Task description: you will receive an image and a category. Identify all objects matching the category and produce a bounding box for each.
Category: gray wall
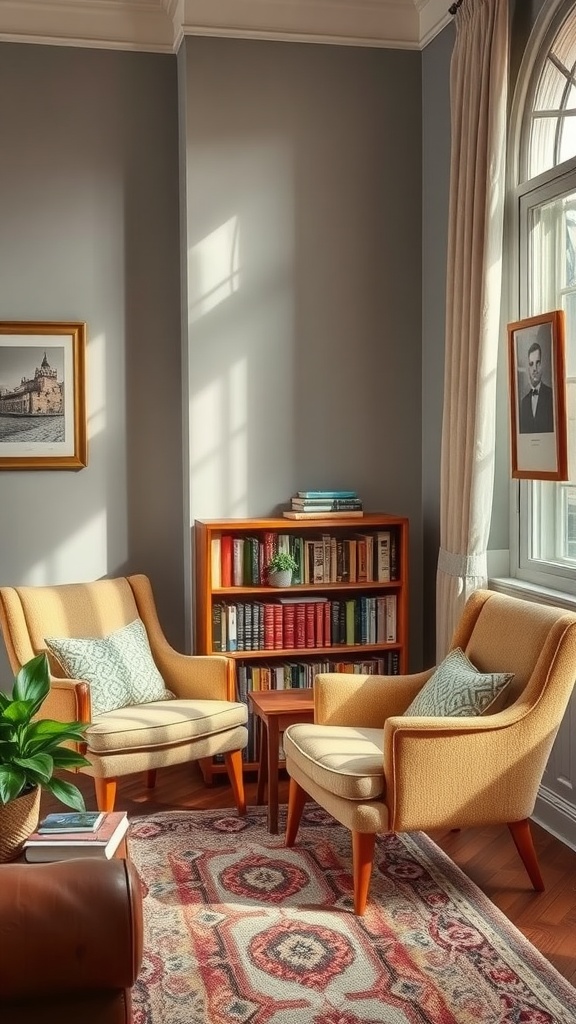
[181,37,424,666]
[421,24,453,665]
[0,30,444,686]
[0,44,183,687]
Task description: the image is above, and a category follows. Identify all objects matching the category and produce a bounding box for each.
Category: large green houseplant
[0,652,90,860]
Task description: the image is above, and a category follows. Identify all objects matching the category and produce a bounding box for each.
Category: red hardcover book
[283,603,296,649]
[221,535,233,588]
[324,601,332,647]
[273,603,284,650]
[305,603,316,648]
[262,531,276,584]
[295,603,306,649]
[315,601,324,647]
[263,603,275,650]
[24,812,129,862]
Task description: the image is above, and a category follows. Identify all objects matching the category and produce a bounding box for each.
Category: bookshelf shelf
[194,514,409,778]
[213,580,401,597]
[218,642,402,660]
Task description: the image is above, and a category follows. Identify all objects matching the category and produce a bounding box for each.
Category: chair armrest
[157,652,234,701]
[42,676,92,724]
[0,858,143,999]
[314,671,434,727]
[383,703,537,831]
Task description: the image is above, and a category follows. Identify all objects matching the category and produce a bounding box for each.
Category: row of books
[212,594,398,652]
[233,655,400,763]
[24,810,129,862]
[237,653,400,695]
[211,530,398,588]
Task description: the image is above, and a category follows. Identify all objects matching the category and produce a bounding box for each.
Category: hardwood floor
[41,764,576,984]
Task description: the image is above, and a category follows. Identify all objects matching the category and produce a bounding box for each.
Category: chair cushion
[283,724,385,800]
[403,647,513,718]
[45,619,173,716]
[86,699,248,753]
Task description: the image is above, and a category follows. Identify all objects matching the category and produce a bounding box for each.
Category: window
[512,0,576,594]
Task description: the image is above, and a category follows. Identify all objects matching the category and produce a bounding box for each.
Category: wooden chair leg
[197,757,214,786]
[352,831,376,916]
[285,778,307,846]
[94,777,117,812]
[508,819,545,891]
[146,769,157,789]
[224,750,246,816]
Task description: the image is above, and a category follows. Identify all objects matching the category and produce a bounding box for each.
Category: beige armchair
[0,575,247,814]
[284,588,576,915]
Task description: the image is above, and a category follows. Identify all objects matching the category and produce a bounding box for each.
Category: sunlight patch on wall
[189,216,240,323]
[21,510,108,586]
[229,359,248,510]
[87,329,106,439]
[189,376,226,512]
[189,359,248,518]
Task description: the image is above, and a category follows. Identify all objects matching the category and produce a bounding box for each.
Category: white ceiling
[0,0,451,53]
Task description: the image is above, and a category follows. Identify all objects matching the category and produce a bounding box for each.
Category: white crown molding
[0,0,450,52]
[0,0,175,51]
[418,0,452,49]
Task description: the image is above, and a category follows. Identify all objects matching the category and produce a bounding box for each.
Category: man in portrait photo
[518,337,554,434]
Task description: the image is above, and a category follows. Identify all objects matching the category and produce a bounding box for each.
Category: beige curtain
[436,0,509,659]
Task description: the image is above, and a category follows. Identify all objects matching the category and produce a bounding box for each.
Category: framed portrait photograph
[0,321,87,470]
[508,310,568,481]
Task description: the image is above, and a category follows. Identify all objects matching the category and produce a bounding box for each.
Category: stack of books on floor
[283,490,364,520]
[23,809,129,862]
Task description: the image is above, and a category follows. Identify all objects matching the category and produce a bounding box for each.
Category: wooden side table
[248,688,315,834]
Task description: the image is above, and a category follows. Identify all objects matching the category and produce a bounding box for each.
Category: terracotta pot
[0,787,41,862]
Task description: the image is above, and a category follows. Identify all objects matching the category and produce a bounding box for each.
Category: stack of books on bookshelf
[284,490,364,520]
[23,810,129,862]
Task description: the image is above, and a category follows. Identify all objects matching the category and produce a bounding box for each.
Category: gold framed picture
[508,310,568,481]
[0,321,87,470]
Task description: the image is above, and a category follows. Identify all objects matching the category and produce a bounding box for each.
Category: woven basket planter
[0,787,41,862]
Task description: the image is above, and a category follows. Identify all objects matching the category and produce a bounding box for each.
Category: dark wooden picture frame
[508,310,568,481]
[0,321,87,470]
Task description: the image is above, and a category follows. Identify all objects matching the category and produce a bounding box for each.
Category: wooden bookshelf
[194,514,409,777]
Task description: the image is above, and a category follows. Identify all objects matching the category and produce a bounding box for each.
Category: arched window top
[525,1,576,180]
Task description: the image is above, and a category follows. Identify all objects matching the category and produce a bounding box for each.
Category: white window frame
[509,0,576,598]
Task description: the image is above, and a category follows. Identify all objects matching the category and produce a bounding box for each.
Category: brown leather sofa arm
[0,858,143,1001]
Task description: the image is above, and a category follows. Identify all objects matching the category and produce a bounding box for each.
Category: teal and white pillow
[45,618,173,716]
[404,647,513,718]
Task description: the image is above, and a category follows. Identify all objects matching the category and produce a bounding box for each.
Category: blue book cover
[38,811,104,834]
[297,490,358,499]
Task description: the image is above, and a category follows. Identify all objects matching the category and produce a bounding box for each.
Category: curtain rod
[448,0,464,14]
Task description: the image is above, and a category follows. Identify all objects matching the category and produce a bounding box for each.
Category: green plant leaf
[2,700,34,724]
[13,652,50,707]
[22,719,88,754]
[44,775,86,811]
[0,764,26,804]
[13,753,53,783]
[0,655,90,808]
[50,748,91,770]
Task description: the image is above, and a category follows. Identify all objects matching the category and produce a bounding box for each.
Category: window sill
[489,577,576,612]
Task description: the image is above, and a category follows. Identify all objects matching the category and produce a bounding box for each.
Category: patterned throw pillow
[404,647,513,718]
[45,618,173,716]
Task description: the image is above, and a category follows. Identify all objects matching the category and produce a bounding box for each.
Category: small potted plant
[0,652,90,861]
[267,551,298,587]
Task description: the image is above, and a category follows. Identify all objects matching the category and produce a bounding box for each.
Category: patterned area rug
[128,806,576,1024]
